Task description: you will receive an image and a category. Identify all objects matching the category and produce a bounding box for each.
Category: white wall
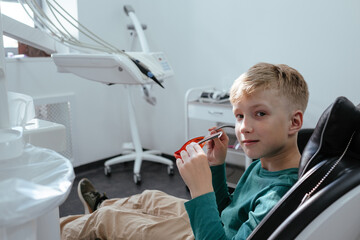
[6,0,360,166]
[77,0,360,149]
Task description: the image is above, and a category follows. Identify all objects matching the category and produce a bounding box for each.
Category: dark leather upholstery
[248,96,360,240]
[297,128,314,154]
[298,97,360,177]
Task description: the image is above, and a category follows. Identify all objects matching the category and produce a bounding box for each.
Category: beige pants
[60,190,194,240]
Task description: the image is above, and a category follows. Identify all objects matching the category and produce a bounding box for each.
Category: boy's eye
[236,114,244,119]
[256,111,266,117]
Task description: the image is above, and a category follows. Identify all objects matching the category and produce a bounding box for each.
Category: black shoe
[77,178,108,214]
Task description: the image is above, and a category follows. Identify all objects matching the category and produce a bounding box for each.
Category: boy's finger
[180,150,189,161]
[207,139,214,149]
[176,158,183,166]
[208,126,217,131]
[212,137,223,146]
[185,143,197,155]
[193,143,204,152]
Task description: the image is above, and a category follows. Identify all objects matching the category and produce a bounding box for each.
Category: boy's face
[232,88,293,161]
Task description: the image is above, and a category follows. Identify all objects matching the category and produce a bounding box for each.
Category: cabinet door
[188,102,235,124]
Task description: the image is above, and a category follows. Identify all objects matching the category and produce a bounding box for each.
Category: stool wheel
[104,166,111,176]
[134,173,141,184]
[167,165,174,176]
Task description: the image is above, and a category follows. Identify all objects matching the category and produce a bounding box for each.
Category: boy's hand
[176,143,214,199]
[206,127,229,166]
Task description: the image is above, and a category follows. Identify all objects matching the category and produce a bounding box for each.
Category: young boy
[177,62,308,239]
[60,62,308,240]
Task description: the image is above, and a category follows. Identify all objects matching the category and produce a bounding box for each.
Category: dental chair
[248,96,360,240]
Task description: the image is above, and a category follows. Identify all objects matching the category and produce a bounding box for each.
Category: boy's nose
[239,117,253,134]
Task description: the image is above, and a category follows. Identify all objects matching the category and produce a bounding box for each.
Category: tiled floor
[59,157,244,218]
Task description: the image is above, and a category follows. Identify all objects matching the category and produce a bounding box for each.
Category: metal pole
[124,5,150,53]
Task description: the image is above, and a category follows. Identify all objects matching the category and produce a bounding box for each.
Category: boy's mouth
[242,140,259,146]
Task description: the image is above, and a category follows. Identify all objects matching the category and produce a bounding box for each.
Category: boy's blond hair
[230,62,309,112]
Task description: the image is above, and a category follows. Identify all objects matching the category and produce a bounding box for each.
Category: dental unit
[0,1,173,239]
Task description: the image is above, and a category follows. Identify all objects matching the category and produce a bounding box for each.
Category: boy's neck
[260,143,301,172]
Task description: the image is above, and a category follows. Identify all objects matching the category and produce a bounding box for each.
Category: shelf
[23,119,66,152]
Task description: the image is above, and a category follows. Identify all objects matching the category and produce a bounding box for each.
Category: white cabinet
[185,87,251,168]
[188,101,234,123]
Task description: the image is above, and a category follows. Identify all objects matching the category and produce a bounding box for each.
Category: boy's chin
[244,152,260,160]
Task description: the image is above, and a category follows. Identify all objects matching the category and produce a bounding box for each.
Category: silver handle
[214,124,235,131]
[208,110,223,115]
[198,132,223,145]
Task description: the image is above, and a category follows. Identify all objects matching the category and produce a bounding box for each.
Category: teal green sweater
[184,160,298,240]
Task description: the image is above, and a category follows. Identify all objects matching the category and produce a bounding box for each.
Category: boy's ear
[289,110,303,135]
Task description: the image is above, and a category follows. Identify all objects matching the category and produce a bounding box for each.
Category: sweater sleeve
[185,184,293,240]
[211,164,232,213]
[232,185,293,239]
[184,164,232,240]
[185,192,227,240]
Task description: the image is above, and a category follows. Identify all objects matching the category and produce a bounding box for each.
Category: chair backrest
[248,96,360,240]
[297,128,314,154]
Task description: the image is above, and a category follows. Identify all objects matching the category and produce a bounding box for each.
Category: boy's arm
[185,192,228,240]
[207,129,232,211]
[211,164,232,212]
[185,184,293,240]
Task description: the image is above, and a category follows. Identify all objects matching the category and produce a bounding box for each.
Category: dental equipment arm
[124,5,149,53]
[52,51,173,86]
[50,3,172,88]
[129,57,164,88]
[1,14,63,54]
[10,0,171,88]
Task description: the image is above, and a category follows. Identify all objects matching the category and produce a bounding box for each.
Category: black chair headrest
[298,96,360,177]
